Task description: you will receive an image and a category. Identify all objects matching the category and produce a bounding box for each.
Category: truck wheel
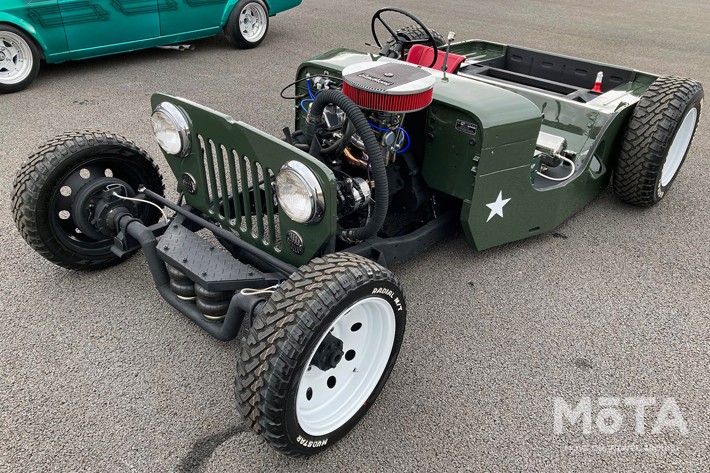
[235,253,406,456]
[224,0,269,49]
[613,76,703,206]
[12,131,165,270]
[0,25,41,94]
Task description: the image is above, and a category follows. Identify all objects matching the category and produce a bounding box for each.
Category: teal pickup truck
[0,0,301,93]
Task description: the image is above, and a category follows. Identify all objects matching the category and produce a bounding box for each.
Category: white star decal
[485,191,511,222]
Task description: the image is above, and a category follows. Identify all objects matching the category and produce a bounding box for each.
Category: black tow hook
[310,332,344,371]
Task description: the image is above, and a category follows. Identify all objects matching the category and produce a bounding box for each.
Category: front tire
[11,131,165,270]
[0,25,41,94]
[613,76,703,206]
[235,253,406,456]
[224,0,270,49]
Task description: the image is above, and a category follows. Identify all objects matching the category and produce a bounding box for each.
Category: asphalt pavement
[1,0,708,471]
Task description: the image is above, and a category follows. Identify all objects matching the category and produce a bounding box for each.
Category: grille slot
[197,133,281,252]
[226,149,243,229]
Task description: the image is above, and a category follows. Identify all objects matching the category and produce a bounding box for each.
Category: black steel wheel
[0,25,41,94]
[224,0,269,49]
[613,76,703,206]
[12,131,165,270]
[235,252,406,456]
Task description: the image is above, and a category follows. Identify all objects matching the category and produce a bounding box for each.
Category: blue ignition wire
[307,79,316,100]
[368,121,410,154]
[300,99,313,113]
[398,127,411,154]
[367,121,390,132]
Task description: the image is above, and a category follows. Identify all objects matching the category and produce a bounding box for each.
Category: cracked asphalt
[1,0,708,471]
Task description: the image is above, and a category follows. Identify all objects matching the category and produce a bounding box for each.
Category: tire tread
[235,252,403,456]
[11,130,164,270]
[613,76,703,206]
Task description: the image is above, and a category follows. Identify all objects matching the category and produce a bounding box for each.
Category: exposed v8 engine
[288,61,437,243]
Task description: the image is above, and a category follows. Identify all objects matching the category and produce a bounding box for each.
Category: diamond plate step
[157,222,277,292]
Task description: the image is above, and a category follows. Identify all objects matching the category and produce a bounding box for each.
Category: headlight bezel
[275,160,325,224]
[151,102,191,158]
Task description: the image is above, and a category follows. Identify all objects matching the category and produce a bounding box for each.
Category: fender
[220,0,303,25]
[0,13,71,63]
[0,15,49,57]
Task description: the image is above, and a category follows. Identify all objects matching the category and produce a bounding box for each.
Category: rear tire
[0,25,41,94]
[235,253,406,456]
[11,131,165,270]
[224,0,269,49]
[613,76,703,206]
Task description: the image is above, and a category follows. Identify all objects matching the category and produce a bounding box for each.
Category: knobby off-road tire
[235,253,407,456]
[392,25,445,47]
[387,25,445,59]
[613,76,703,206]
[0,25,41,94]
[12,131,165,270]
[224,0,269,49]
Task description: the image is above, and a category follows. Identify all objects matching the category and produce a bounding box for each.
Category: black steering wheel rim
[370,7,439,68]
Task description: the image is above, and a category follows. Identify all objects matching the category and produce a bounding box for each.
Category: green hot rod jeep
[11,8,703,456]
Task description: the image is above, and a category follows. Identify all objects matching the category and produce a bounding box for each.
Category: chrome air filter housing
[341,61,436,114]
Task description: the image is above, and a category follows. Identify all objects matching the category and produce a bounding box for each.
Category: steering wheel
[371,7,439,68]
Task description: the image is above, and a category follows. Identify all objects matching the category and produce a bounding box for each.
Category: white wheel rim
[239,3,267,42]
[661,108,697,187]
[296,296,396,437]
[0,31,33,85]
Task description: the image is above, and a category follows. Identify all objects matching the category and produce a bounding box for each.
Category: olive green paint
[151,93,337,267]
[293,47,657,251]
[148,44,658,260]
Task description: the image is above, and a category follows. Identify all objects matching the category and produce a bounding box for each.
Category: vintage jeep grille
[197,134,282,251]
[152,93,337,267]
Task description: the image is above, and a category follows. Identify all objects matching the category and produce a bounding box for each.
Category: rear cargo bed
[452,41,640,102]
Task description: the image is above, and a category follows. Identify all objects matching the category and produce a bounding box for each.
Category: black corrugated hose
[305,89,388,242]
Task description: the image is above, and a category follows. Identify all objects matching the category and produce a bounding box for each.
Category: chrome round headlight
[275,161,324,224]
[151,102,191,157]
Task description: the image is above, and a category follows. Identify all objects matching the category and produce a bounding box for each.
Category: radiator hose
[305,90,388,242]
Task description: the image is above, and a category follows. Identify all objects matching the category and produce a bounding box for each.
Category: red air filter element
[342,82,434,114]
[342,61,436,114]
